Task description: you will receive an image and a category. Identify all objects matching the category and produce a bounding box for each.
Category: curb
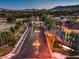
[67,56,79,58]
[44,31,57,59]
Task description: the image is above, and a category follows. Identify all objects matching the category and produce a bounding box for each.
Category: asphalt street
[11,25,51,59]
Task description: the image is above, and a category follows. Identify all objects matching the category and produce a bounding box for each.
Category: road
[11,25,52,59]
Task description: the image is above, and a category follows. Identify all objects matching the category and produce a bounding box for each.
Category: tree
[15,21,22,30]
[10,27,15,34]
[46,20,57,31]
[7,16,16,23]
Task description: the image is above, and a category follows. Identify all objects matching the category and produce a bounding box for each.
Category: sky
[0,0,79,10]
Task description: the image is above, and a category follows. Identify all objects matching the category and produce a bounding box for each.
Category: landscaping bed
[0,46,13,56]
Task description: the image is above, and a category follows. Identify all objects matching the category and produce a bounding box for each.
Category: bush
[0,31,17,47]
[7,16,16,23]
[10,27,15,34]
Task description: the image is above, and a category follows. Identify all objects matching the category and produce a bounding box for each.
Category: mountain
[50,5,79,12]
[0,5,79,12]
[0,8,39,12]
[23,9,39,12]
[0,8,17,11]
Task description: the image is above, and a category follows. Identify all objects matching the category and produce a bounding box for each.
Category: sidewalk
[44,31,57,59]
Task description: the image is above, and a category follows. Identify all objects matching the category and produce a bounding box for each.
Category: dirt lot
[0,18,27,32]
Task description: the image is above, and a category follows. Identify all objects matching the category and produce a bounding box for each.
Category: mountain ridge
[0,5,79,12]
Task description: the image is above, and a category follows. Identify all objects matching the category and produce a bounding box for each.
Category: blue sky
[0,0,79,9]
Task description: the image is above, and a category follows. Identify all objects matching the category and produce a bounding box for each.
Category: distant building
[54,16,61,20]
[32,16,43,27]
